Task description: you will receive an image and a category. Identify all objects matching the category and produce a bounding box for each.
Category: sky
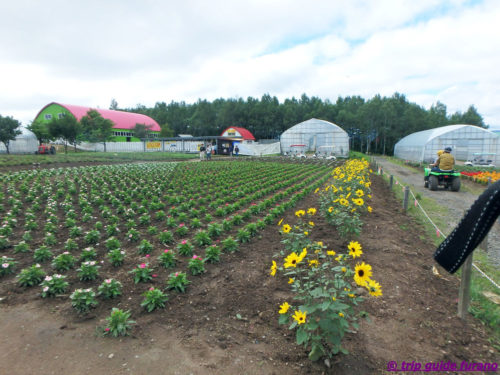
[1,0,499,130]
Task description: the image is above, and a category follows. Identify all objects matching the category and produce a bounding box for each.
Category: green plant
[158,249,177,268]
[204,245,221,263]
[14,241,30,254]
[137,239,154,255]
[77,261,100,281]
[33,246,53,263]
[188,255,205,275]
[141,287,168,312]
[221,236,239,252]
[41,274,69,297]
[105,237,121,251]
[147,225,159,235]
[52,252,76,272]
[176,240,194,256]
[1,256,17,276]
[126,228,140,242]
[158,230,174,244]
[103,308,135,337]
[64,238,78,252]
[194,230,212,247]
[17,264,46,287]
[69,226,82,238]
[167,271,190,293]
[107,249,126,267]
[70,288,98,314]
[98,278,122,299]
[84,229,100,244]
[80,247,97,261]
[129,263,153,283]
[175,223,189,237]
[236,228,251,243]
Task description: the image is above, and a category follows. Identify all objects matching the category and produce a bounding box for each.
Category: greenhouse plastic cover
[394,124,500,165]
[280,118,349,157]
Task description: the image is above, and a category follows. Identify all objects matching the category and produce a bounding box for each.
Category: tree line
[0,92,487,154]
[124,92,486,155]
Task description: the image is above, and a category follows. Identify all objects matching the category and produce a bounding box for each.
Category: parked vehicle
[35,144,56,154]
[464,153,496,168]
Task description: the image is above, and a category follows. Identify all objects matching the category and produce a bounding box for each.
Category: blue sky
[0,0,499,130]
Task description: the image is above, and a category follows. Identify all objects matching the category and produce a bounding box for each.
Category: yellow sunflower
[288,278,294,284]
[282,224,291,233]
[292,310,307,325]
[279,302,290,314]
[308,259,319,268]
[295,210,305,218]
[352,198,364,206]
[327,250,336,256]
[270,260,277,276]
[355,189,364,197]
[366,279,383,297]
[354,262,372,286]
[284,252,302,268]
[347,241,363,259]
[307,207,317,215]
[328,206,334,213]
[367,206,373,213]
[339,198,349,206]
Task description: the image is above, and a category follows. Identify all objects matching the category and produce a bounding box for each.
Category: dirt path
[373,157,500,267]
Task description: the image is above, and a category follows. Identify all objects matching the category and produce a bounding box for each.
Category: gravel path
[373,157,500,267]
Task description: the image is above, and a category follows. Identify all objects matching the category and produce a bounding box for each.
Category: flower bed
[460,170,500,184]
[0,160,333,333]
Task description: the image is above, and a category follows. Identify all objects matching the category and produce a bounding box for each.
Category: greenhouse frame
[394,124,500,165]
[280,118,349,157]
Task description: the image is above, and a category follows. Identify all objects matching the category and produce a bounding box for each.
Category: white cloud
[0,0,499,129]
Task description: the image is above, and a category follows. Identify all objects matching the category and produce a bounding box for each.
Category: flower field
[460,170,500,184]
[0,160,332,330]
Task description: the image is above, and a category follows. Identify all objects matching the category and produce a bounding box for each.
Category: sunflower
[282,224,291,233]
[367,206,373,213]
[295,210,305,218]
[270,260,277,276]
[288,278,294,284]
[307,207,317,215]
[341,267,347,273]
[338,312,344,318]
[308,221,315,227]
[328,206,334,213]
[355,189,364,197]
[327,250,336,256]
[298,248,307,261]
[284,252,302,268]
[354,262,372,286]
[347,241,363,259]
[352,198,364,206]
[339,198,349,206]
[279,302,290,314]
[292,310,307,325]
[308,259,319,268]
[366,279,383,297]
[314,187,320,194]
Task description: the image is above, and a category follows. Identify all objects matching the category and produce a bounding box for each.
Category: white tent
[0,126,38,154]
[280,118,349,157]
[394,125,500,165]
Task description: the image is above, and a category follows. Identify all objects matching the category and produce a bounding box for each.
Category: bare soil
[0,165,498,375]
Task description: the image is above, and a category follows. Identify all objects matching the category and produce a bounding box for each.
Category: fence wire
[376,164,499,291]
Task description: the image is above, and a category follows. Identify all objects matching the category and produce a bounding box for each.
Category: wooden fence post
[403,186,409,210]
[458,254,473,319]
[389,175,394,189]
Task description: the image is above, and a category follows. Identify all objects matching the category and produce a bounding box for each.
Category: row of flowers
[270,158,382,362]
[460,170,499,184]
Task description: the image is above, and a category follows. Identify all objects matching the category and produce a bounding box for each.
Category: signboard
[226,128,237,136]
[146,141,161,149]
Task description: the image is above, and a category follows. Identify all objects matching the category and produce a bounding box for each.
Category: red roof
[221,126,255,141]
[36,102,161,132]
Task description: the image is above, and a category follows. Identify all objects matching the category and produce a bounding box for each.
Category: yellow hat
[437,150,444,156]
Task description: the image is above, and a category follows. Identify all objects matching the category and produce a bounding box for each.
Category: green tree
[47,115,81,153]
[79,109,114,152]
[133,123,152,139]
[159,123,174,137]
[0,114,22,154]
[26,120,52,145]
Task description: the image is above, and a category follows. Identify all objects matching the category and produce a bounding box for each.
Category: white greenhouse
[280,118,349,157]
[0,126,38,154]
[394,124,500,165]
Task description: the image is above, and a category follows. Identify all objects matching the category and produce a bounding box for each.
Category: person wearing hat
[431,147,455,171]
[426,150,445,182]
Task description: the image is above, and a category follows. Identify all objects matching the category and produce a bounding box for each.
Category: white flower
[2,263,10,268]
[45,276,53,281]
[43,286,49,292]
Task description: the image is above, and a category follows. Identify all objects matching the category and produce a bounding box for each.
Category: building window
[44,114,52,120]
[57,113,66,119]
